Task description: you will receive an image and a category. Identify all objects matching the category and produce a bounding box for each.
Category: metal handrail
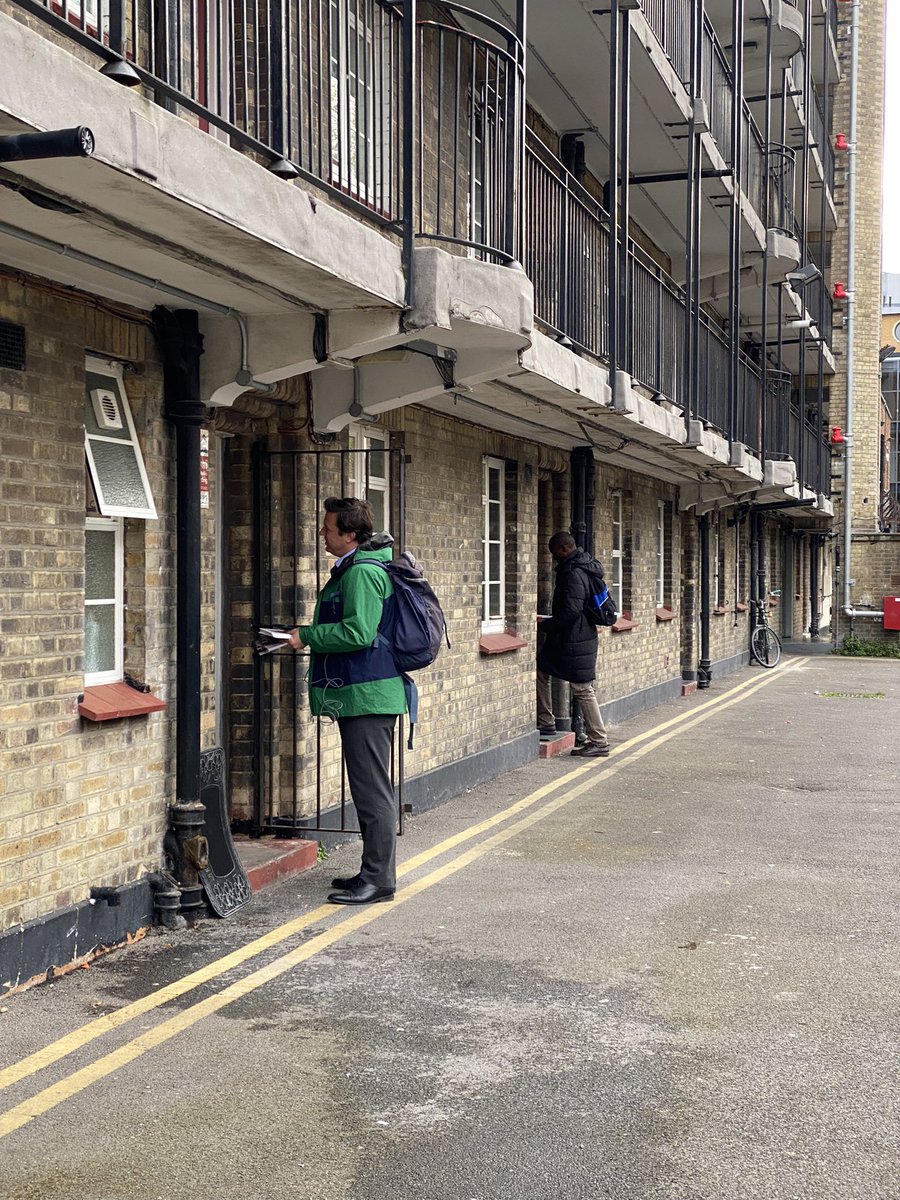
[768,143,796,235]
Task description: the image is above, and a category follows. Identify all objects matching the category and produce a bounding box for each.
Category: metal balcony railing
[742,107,766,222]
[11,0,524,267]
[524,134,609,358]
[765,370,794,462]
[701,18,733,162]
[768,144,796,235]
[642,0,691,88]
[791,55,835,196]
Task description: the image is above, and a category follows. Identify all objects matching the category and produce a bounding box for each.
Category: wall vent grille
[0,321,26,371]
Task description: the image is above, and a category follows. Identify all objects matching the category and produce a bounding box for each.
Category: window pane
[487,467,500,502]
[488,582,501,618]
[89,440,150,509]
[488,542,501,582]
[367,446,386,478]
[85,604,116,674]
[85,528,116,600]
[488,503,500,542]
[368,490,385,531]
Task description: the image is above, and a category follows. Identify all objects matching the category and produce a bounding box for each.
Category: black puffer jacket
[537,549,605,683]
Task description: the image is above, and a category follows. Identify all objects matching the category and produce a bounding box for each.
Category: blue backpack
[353,552,450,746]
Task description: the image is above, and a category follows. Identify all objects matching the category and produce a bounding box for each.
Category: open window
[81,357,162,718]
[84,358,157,520]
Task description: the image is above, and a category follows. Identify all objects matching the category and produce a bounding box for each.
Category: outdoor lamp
[786,263,821,293]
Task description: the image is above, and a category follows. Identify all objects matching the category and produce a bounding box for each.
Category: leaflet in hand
[253,626,294,656]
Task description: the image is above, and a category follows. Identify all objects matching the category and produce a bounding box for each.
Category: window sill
[713,606,727,617]
[655,607,675,622]
[79,682,166,722]
[612,613,637,633]
[479,632,528,655]
[735,602,748,612]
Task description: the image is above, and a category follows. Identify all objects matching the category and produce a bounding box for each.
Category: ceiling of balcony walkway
[468,0,746,283]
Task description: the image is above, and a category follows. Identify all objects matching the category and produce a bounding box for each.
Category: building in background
[0,0,854,991]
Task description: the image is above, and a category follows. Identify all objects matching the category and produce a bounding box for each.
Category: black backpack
[581,564,618,628]
[354,552,450,673]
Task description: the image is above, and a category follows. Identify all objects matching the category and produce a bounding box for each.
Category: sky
[883,1,900,271]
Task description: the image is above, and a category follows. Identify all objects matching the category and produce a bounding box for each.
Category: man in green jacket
[290,496,406,905]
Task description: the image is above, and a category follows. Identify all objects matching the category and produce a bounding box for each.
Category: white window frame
[656,501,666,608]
[712,515,722,608]
[481,457,506,632]
[348,422,390,531]
[84,356,157,520]
[610,491,624,614]
[84,516,124,686]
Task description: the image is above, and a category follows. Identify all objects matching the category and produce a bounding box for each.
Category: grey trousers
[337,714,398,889]
[536,671,609,746]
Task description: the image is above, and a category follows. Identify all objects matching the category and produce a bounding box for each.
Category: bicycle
[749,597,782,668]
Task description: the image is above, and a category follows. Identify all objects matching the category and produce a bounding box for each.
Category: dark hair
[323,496,374,543]
[548,530,576,554]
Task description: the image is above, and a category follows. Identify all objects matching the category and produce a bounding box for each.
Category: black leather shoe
[328,881,395,905]
[571,741,610,758]
[330,873,362,889]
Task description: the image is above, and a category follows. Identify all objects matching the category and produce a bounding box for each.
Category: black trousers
[337,714,398,889]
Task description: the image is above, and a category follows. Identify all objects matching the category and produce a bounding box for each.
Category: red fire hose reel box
[884,597,900,631]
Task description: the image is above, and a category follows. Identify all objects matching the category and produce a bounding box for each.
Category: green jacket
[298,537,407,720]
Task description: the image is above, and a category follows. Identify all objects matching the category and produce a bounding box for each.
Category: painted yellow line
[0,658,803,1140]
[0,660,793,1094]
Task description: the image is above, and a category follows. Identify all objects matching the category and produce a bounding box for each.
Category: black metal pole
[682,0,699,433]
[809,533,821,640]
[608,0,620,399]
[727,0,745,442]
[759,8,773,461]
[797,0,813,494]
[152,307,207,921]
[402,0,417,311]
[619,7,631,372]
[698,512,711,687]
[571,447,587,549]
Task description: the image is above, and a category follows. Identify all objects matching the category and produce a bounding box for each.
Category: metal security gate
[251,442,407,836]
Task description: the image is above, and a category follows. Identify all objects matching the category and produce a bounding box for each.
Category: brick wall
[830,0,892,638]
[0,272,218,933]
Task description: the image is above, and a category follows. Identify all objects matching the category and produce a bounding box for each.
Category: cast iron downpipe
[152,307,208,923]
[809,533,821,640]
[698,513,712,688]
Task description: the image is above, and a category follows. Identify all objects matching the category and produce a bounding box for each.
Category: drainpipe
[152,307,209,923]
[698,513,712,687]
[840,0,881,619]
[809,533,821,640]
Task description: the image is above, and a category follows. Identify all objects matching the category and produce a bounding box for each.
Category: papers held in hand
[253,626,294,656]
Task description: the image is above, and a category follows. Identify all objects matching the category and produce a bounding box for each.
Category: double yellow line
[0,660,804,1139]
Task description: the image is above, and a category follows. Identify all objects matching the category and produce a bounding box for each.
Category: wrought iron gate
[251,442,407,836]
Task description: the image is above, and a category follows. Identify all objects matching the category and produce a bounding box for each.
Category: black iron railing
[630,245,685,406]
[701,17,733,161]
[765,371,793,463]
[12,0,524,265]
[642,0,691,87]
[792,56,835,196]
[742,106,766,222]
[524,134,609,357]
[768,143,796,235]
[416,5,524,263]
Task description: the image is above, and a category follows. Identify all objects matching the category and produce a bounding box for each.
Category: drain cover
[815,690,886,699]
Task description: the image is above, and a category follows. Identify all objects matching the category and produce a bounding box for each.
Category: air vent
[0,320,26,371]
[90,387,124,430]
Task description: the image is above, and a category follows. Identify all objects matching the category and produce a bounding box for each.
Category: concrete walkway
[1,655,898,1200]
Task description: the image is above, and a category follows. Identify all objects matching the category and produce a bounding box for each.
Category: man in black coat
[536,531,610,758]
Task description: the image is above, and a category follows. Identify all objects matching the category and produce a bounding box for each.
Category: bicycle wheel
[750,625,782,668]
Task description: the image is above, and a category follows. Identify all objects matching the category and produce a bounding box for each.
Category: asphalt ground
[0,655,898,1200]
